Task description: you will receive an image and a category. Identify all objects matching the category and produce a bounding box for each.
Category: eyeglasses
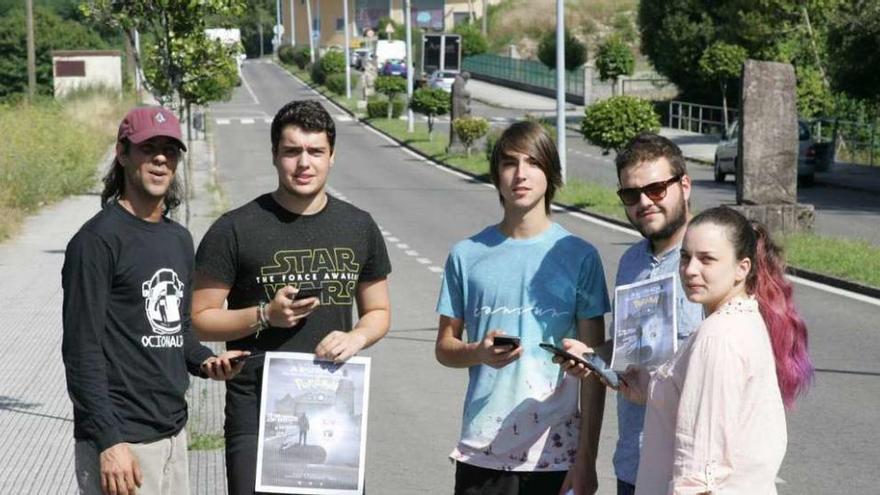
[617,176,681,206]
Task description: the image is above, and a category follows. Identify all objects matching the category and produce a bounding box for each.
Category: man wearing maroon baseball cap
[62,105,248,495]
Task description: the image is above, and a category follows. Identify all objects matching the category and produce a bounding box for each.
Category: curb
[283,67,880,301]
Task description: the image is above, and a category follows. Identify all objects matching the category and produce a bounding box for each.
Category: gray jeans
[75,428,189,495]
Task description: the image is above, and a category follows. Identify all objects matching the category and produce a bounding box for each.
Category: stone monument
[732,60,814,233]
[448,71,472,153]
[362,57,378,99]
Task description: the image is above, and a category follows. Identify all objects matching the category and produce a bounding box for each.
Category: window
[55,60,85,77]
[336,18,344,31]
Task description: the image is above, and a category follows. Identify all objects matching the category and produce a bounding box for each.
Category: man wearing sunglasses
[610,133,704,495]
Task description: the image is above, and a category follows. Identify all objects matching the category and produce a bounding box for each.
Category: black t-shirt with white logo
[61,203,214,452]
[195,194,391,435]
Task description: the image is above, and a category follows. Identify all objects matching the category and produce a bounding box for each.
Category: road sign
[273,24,284,36]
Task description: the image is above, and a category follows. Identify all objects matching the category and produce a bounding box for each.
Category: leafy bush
[596,36,635,82]
[453,116,490,156]
[537,29,587,71]
[278,45,296,65]
[453,22,488,57]
[375,76,407,118]
[485,126,504,162]
[580,96,660,152]
[320,50,346,75]
[293,46,311,70]
[410,87,451,139]
[310,61,325,85]
[367,97,404,119]
[324,73,358,95]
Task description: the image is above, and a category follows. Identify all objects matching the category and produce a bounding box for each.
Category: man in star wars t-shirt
[62,106,247,495]
[192,100,392,495]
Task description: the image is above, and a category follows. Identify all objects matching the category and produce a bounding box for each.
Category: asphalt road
[207,60,880,494]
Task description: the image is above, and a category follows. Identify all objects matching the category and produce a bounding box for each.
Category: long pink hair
[690,207,814,408]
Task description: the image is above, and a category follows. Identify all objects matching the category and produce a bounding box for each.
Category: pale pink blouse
[635,297,786,495]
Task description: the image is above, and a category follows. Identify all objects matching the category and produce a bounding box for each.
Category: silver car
[714,119,828,185]
[427,70,459,93]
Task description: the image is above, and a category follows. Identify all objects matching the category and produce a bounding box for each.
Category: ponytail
[750,223,814,409]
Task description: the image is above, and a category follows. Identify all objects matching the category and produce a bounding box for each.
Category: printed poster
[256,352,371,495]
[611,274,677,372]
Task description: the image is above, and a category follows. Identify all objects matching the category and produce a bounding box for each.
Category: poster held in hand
[255,352,371,494]
[611,274,678,372]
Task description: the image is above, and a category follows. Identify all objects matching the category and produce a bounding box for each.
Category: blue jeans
[617,478,636,495]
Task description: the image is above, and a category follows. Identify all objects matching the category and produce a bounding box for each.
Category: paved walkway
[467,78,880,195]
[0,130,229,494]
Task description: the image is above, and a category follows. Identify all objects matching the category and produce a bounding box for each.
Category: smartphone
[539,342,622,390]
[229,353,264,366]
[292,287,323,300]
[492,335,521,349]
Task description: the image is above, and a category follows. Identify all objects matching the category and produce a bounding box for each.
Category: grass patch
[187,432,225,451]
[0,90,133,240]
[782,233,880,288]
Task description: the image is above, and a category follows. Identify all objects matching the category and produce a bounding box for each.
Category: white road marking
[405,250,419,256]
[241,118,255,125]
[336,115,353,122]
[240,71,261,105]
[416,258,432,265]
[428,266,444,273]
[396,243,409,249]
[386,237,399,243]
[216,119,231,125]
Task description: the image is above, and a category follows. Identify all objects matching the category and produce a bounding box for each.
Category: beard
[627,195,689,243]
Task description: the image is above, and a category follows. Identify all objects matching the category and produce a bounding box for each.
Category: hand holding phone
[229,352,263,366]
[539,342,622,390]
[290,287,323,300]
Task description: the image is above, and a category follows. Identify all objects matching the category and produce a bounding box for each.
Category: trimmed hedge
[367,97,405,119]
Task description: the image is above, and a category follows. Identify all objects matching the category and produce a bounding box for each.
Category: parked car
[351,48,371,70]
[381,58,407,77]
[427,70,459,92]
[714,119,830,185]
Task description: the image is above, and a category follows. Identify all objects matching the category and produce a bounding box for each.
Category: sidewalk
[467,78,880,194]
[0,130,228,493]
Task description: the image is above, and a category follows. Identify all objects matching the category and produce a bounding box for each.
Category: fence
[461,54,584,104]
[667,100,738,135]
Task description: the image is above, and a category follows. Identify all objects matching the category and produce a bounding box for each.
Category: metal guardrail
[462,54,583,97]
[668,100,738,135]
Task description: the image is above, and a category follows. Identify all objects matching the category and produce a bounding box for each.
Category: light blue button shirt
[612,239,703,485]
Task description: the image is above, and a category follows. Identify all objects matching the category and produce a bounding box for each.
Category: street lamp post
[555,0,566,182]
[26,0,36,100]
[343,0,351,99]
[405,0,414,133]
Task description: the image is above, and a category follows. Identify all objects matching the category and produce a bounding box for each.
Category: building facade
[282,0,496,50]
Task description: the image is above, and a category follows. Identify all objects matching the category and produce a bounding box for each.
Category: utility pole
[555,0,566,182]
[275,0,282,51]
[343,0,351,99]
[306,0,315,63]
[26,0,36,100]
[482,0,488,36]
[290,0,296,46]
[405,0,414,133]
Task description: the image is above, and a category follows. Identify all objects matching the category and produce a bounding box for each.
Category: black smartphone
[539,342,622,390]
[292,287,323,300]
[229,353,264,366]
[492,335,521,349]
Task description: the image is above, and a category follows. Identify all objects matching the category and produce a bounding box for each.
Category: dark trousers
[617,478,636,495]
[454,461,567,495]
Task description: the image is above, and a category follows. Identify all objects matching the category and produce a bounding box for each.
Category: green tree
[410,87,451,140]
[0,7,106,99]
[375,75,407,119]
[637,0,842,100]
[453,22,488,57]
[81,0,245,109]
[537,29,587,71]
[320,51,346,76]
[698,41,747,132]
[580,96,660,152]
[827,0,880,103]
[596,36,635,95]
[453,116,489,156]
